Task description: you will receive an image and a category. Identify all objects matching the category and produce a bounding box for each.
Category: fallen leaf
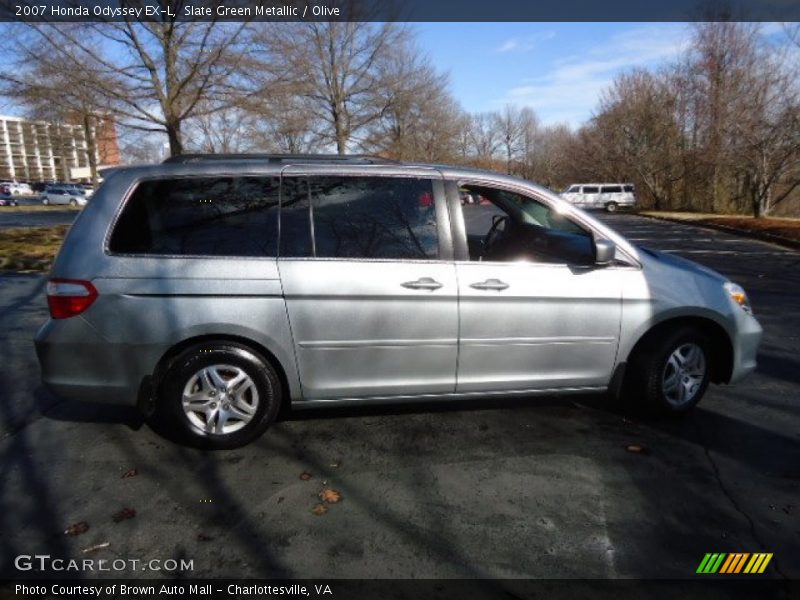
[311,503,328,516]
[319,488,342,504]
[64,522,89,536]
[625,444,650,455]
[112,507,136,523]
[121,468,138,479]
[197,533,213,542]
[299,471,312,481]
[81,542,109,554]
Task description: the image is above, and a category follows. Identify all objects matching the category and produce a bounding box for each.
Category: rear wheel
[605,201,618,213]
[155,342,282,449]
[625,326,711,415]
[42,198,49,205]
[69,199,77,207]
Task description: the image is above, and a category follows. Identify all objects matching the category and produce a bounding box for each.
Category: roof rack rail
[162,153,400,165]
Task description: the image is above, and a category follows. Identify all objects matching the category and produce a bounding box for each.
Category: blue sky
[1,22,785,132]
[415,22,693,127]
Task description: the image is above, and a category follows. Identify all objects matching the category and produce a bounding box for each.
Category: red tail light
[46,279,98,319]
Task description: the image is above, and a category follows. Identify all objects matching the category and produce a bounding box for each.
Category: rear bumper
[34,317,151,406]
[729,313,763,383]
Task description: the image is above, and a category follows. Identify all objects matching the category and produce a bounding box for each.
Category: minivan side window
[582,186,599,194]
[623,185,634,193]
[460,184,595,265]
[109,177,280,256]
[601,185,622,194]
[280,176,438,260]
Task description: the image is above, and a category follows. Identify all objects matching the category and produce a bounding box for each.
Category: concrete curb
[638,213,800,252]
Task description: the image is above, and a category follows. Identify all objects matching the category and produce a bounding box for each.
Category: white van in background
[561,183,636,212]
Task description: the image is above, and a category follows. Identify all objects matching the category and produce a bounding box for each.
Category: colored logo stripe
[720,553,749,573]
[697,553,773,574]
[697,553,726,573]
[744,553,773,574]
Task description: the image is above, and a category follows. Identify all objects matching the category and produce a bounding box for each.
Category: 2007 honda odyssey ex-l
[35,155,762,448]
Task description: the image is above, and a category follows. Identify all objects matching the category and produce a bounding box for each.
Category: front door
[453,182,623,392]
[278,169,458,400]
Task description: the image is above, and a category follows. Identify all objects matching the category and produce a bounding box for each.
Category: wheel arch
[151,334,295,411]
[625,316,734,384]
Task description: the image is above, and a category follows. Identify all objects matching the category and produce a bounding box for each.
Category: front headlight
[725,282,752,315]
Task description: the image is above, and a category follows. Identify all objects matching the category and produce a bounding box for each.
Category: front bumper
[728,313,763,383]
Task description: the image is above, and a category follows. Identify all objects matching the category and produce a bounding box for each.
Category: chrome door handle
[470,278,510,291]
[402,277,443,291]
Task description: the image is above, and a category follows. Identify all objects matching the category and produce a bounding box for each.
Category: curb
[638,213,800,252]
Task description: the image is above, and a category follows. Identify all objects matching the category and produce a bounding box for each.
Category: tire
[42,198,49,205]
[624,326,711,415]
[154,342,282,449]
[605,201,618,213]
[69,199,77,207]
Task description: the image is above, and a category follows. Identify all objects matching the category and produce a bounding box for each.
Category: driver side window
[460,184,595,265]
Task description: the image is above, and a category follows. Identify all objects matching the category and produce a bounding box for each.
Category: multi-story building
[0,114,120,182]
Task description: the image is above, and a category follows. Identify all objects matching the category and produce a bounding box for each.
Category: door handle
[470,278,510,291]
[402,277,443,291]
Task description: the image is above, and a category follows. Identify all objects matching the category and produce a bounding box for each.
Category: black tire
[605,201,618,213]
[154,342,282,449]
[69,199,77,207]
[623,326,711,415]
[42,198,49,205]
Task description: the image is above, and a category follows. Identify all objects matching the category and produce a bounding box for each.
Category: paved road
[0,214,797,581]
[0,209,78,229]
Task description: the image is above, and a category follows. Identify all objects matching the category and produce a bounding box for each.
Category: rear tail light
[46,279,98,319]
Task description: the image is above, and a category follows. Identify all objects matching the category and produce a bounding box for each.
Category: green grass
[0,225,69,272]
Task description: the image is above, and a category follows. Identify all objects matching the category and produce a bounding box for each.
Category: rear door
[278,167,459,400]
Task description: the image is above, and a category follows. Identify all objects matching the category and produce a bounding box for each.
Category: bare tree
[362,43,464,161]
[590,69,685,209]
[493,106,526,174]
[253,21,404,154]
[2,8,252,156]
[468,112,501,166]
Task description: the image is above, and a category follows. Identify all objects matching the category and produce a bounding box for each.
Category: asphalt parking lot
[0,213,798,581]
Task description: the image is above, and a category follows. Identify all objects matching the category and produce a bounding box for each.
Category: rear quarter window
[108,176,280,257]
[601,186,623,193]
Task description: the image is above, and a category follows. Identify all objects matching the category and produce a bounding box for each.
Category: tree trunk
[82,113,99,187]
[166,120,183,157]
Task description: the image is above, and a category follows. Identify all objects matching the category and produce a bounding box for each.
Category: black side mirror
[594,239,616,265]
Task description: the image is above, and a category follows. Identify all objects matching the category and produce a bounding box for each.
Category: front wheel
[155,342,282,449]
[69,199,77,207]
[605,201,618,213]
[42,198,49,205]
[625,326,711,415]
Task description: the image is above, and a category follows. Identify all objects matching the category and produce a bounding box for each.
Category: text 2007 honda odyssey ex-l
[35,155,762,448]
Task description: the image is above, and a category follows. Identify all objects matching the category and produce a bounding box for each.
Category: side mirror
[594,239,616,265]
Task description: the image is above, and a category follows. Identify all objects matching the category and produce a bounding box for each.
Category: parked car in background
[41,186,87,207]
[0,181,33,196]
[0,195,19,206]
[35,154,762,449]
[561,183,636,212]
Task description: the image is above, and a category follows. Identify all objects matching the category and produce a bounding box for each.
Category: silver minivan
[35,156,762,448]
[562,183,636,212]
